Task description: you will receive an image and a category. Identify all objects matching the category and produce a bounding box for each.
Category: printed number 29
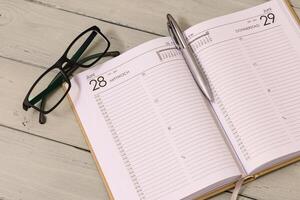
[89,76,107,91]
[260,13,275,26]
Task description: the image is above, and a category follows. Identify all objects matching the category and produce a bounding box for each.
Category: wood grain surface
[0,0,299,199]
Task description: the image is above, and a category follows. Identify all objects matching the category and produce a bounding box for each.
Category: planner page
[185,0,300,174]
[68,37,241,200]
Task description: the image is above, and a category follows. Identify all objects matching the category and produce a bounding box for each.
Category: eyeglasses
[23,26,120,124]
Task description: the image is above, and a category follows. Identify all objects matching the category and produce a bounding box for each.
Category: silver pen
[167,14,214,102]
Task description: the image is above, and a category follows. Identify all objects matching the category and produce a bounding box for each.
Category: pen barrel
[181,48,214,102]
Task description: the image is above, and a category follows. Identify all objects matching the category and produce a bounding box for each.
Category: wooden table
[0,0,299,199]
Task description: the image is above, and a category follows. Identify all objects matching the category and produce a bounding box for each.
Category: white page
[69,37,241,200]
[185,0,300,174]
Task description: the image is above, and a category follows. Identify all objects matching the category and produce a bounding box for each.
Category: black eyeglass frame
[64,26,110,68]
[23,26,111,115]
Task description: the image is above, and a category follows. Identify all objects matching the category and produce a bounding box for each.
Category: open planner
[68,0,300,199]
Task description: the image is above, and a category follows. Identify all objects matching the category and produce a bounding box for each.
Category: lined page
[69,37,240,200]
[185,0,300,174]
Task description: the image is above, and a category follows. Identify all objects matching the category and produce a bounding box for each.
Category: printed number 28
[260,13,275,26]
[89,76,107,91]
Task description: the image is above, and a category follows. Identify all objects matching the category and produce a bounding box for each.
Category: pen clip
[167,14,185,49]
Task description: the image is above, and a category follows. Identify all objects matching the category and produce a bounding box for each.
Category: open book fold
[68,0,300,199]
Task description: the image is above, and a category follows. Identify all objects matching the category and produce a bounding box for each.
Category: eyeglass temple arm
[76,51,120,65]
[39,97,47,124]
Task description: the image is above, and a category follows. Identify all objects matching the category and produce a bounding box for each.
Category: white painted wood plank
[0,57,88,149]
[0,125,244,200]
[242,161,300,200]
[290,0,300,16]
[0,0,157,68]
[0,0,299,200]
[0,0,157,149]
[0,125,108,200]
[291,0,300,7]
[29,0,300,35]
[211,193,250,200]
